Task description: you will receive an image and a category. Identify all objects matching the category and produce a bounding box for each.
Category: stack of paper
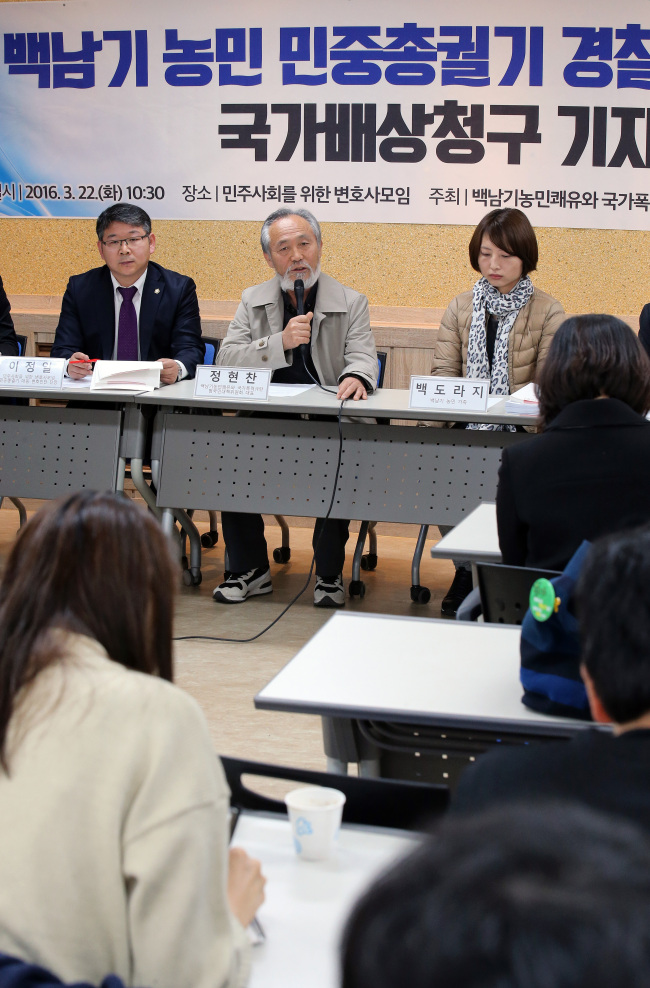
[90,360,161,392]
[504,381,540,415]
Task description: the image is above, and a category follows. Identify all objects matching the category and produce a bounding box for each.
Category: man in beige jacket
[213,207,377,609]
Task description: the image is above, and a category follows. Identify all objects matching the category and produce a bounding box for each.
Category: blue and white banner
[1,0,649,228]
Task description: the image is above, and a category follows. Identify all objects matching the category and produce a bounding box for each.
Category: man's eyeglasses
[100,235,150,250]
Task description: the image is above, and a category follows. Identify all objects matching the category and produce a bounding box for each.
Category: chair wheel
[273,546,291,563]
[360,553,378,571]
[410,585,431,604]
[182,568,202,587]
[349,579,366,599]
[181,555,189,570]
[201,530,219,548]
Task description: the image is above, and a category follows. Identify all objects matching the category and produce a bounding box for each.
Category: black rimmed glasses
[100,235,150,250]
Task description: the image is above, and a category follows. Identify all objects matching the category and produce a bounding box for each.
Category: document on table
[62,378,92,389]
[504,381,540,414]
[268,384,316,398]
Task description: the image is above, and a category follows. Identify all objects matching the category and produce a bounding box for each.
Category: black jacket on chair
[497,398,650,570]
[51,261,204,377]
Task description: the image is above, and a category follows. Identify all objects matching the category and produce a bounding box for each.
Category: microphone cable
[174,276,370,644]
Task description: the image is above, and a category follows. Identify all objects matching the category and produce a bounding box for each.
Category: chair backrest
[476,562,562,625]
[202,336,221,365]
[15,334,27,356]
[221,755,448,832]
[377,350,387,388]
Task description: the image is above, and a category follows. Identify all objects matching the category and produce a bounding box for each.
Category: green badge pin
[530,578,558,622]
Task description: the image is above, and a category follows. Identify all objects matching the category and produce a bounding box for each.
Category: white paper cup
[284,786,346,861]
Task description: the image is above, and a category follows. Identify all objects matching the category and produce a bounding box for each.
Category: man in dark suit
[0,275,19,356]
[453,526,650,830]
[52,204,204,381]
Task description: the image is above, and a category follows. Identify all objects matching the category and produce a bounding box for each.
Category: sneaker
[441,567,473,616]
[212,567,272,604]
[314,574,345,608]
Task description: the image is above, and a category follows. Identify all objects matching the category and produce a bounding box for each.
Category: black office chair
[457,562,562,625]
[221,755,449,832]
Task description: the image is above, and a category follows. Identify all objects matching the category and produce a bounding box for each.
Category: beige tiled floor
[0,501,454,773]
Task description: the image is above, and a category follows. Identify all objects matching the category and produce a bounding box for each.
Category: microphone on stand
[293,278,310,363]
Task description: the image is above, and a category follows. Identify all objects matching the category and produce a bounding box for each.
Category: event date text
[19,184,165,202]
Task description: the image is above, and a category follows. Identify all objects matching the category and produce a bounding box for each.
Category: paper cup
[284,786,346,861]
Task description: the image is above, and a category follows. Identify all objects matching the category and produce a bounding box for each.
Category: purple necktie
[117,286,138,361]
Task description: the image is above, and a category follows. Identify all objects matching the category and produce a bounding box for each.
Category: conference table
[0,384,147,508]
[236,810,416,988]
[0,381,536,587]
[254,612,597,777]
[134,382,537,583]
[430,501,501,565]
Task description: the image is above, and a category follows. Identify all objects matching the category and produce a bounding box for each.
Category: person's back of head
[536,314,650,426]
[341,802,650,988]
[576,525,650,725]
[0,491,177,771]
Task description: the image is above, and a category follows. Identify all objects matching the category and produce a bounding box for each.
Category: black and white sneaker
[314,574,345,608]
[212,567,272,604]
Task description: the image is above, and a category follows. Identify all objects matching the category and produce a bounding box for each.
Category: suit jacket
[216,272,377,391]
[497,398,650,570]
[0,275,19,356]
[51,261,204,377]
[453,728,650,832]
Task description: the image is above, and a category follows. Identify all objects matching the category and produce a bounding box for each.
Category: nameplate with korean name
[409,376,490,412]
[194,365,271,401]
[0,356,66,390]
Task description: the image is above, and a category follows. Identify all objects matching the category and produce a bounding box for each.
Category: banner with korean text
[1,0,649,228]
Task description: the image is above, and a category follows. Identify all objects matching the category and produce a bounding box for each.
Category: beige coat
[432,285,565,391]
[0,635,249,988]
[217,272,378,391]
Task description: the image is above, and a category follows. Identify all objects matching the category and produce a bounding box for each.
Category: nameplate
[409,376,490,412]
[194,365,271,401]
[0,356,66,390]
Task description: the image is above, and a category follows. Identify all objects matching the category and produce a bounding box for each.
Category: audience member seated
[431,207,565,614]
[0,492,264,988]
[0,273,19,356]
[51,203,204,383]
[341,802,650,988]
[453,525,650,828]
[212,207,377,610]
[498,314,650,569]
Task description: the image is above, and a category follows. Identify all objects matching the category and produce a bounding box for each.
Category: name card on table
[194,365,271,401]
[0,356,65,390]
[409,376,490,413]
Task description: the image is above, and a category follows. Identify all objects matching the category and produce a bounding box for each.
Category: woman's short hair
[468,208,538,277]
[0,492,177,769]
[537,314,650,426]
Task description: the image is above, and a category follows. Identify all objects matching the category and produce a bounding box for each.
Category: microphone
[294,278,305,316]
[293,278,310,363]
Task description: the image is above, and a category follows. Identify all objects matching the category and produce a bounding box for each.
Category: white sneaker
[314,574,345,608]
[213,567,272,604]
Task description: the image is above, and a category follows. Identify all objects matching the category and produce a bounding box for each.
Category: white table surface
[235,811,417,988]
[255,612,590,738]
[430,502,501,563]
[136,380,539,426]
